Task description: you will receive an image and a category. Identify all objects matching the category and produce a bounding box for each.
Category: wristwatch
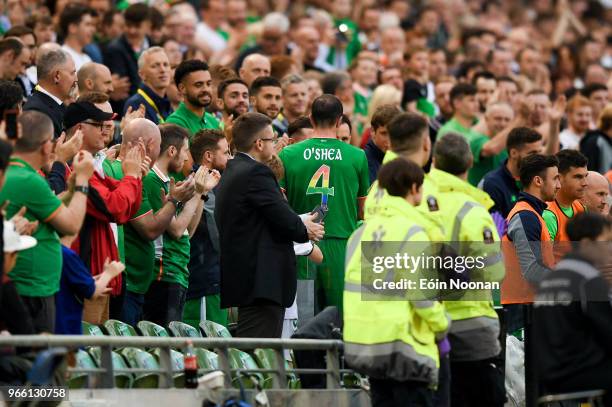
[201,193,209,202]
[169,197,182,209]
[74,185,89,195]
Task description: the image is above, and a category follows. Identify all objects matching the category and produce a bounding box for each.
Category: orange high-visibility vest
[546,200,585,263]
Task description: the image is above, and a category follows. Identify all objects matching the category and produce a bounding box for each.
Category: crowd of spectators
[0,0,610,404]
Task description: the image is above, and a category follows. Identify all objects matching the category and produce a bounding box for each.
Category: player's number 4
[306,164,335,206]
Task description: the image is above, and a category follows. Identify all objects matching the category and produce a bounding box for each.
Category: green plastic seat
[253,348,300,389]
[228,348,264,389]
[151,348,185,388]
[88,347,133,388]
[82,321,105,336]
[168,321,202,338]
[137,320,170,337]
[103,319,138,337]
[69,349,97,389]
[195,348,219,372]
[119,347,160,388]
[200,320,232,338]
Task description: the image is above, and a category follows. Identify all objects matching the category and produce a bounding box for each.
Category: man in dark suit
[215,112,324,338]
[23,47,77,138]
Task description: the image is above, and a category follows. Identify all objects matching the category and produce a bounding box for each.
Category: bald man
[239,53,271,88]
[581,171,611,215]
[294,26,330,73]
[104,118,195,324]
[78,62,114,96]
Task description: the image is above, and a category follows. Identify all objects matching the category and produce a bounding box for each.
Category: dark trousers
[143,280,187,326]
[450,357,506,407]
[434,354,451,407]
[21,295,55,334]
[109,275,127,320]
[0,282,35,335]
[120,291,145,326]
[369,378,434,407]
[236,299,284,338]
[544,359,612,407]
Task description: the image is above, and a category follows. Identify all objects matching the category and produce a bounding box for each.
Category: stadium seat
[69,349,97,389]
[82,321,105,336]
[151,348,185,388]
[200,320,232,338]
[88,347,133,388]
[119,347,161,388]
[253,348,300,389]
[137,320,170,337]
[194,348,219,372]
[103,319,138,337]
[228,348,265,389]
[168,321,202,338]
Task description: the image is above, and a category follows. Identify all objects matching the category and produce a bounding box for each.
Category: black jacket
[580,130,612,174]
[103,35,144,115]
[214,153,308,308]
[23,90,65,139]
[533,254,612,385]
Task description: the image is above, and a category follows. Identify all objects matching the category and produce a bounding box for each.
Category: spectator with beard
[142,124,220,326]
[218,78,250,124]
[251,76,282,133]
[184,129,231,328]
[24,48,77,139]
[124,47,173,125]
[274,74,309,136]
[560,95,593,150]
[167,59,221,136]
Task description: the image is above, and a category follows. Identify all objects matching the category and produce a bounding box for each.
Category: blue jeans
[120,291,145,326]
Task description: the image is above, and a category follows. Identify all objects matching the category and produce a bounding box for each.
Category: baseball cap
[3,220,37,253]
[63,101,116,131]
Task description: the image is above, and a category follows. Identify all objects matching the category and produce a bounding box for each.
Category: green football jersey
[144,166,191,288]
[279,137,369,239]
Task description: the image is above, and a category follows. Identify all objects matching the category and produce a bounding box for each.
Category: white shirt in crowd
[195,22,227,53]
[559,128,582,150]
[62,44,91,70]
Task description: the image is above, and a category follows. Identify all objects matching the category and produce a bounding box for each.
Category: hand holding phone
[310,204,328,224]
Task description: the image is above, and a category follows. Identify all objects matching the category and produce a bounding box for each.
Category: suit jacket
[215,153,309,308]
[23,90,65,139]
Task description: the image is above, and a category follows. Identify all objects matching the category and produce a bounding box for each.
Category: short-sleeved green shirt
[144,167,190,288]
[437,117,479,139]
[468,132,508,186]
[278,137,370,239]
[166,102,221,137]
[106,160,155,294]
[0,158,63,297]
[543,205,575,241]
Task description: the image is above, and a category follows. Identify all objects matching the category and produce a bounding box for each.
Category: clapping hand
[194,166,221,196]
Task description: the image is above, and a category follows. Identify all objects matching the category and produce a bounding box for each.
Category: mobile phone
[311,205,328,223]
[3,109,18,140]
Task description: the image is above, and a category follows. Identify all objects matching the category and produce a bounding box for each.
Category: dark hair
[209,64,237,83]
[250,76,281,96]
[4,25,35,43]
[471,70,496,86]
[159,123,189,155]
[232,112,272,152]
[567,212,612,242]
[25,13,53,30]
[506,127,542,151]
[555,149,588,174]
[78,91,109,104]
[0,139,12,171]
[321,71,350,95]
[15,111,53,153]
[59,4,97,38]
[287,116,313,138]
[518,154,558,187]
[340,114,352,133]
[371,104,401,130]
[311,94,343,128]
[174,59,209,86]
[434,132,473,175]
[149,6,164,31]
[581,83,608,98]
[218,78,248,99]
[387,112,428,153]
[0,80,23,120]
[450,83,477,105]
[378,158,424,197]
[124,3,151,26]
[102,10,121,28]
[0,38,24,59]
[190,129,226,163]
[456,60,484,80]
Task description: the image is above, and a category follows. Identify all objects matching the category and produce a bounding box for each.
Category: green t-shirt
[0,158,63,297]
[278,137,370,239]
[144,167,190,288]
[166,102,221,137]
[437,117,479,139]
[353,92,369,136]
[105,160,155,294]
[468,132,508,187]
[543,205,575,241]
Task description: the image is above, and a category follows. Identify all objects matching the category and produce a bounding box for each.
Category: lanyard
[137,89,165,124]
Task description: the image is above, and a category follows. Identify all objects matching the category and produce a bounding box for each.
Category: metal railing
[0,336,352,390]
